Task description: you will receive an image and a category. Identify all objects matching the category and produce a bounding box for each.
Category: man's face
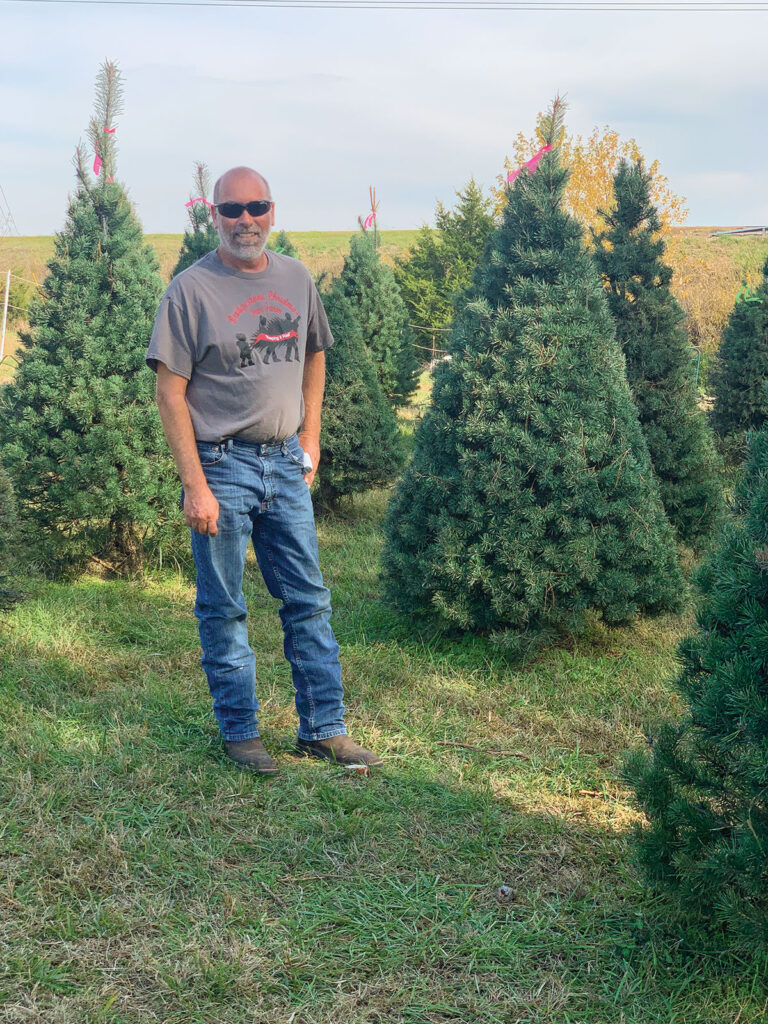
[213,172,275,266]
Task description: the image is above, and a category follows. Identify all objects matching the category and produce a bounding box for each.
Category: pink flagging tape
[185,197,214,209]
[93,153,103,176]
[507,144,553,183]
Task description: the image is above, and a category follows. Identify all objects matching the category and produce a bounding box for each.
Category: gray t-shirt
[146,250,334,443]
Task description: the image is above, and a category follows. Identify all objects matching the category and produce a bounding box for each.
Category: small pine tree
[626,426,768,949]
[315,282,405,509]
[172,161,219,277]
[268,230,298,258]
[0,61,178,574]
[0,462,24,608]
[593,159,722,546]
[339,230,419,407]
[710,257,768,440]
[394,178,496,351]
[381,98,682,655]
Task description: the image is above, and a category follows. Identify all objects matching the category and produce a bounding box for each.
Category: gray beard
[217,227,269,263]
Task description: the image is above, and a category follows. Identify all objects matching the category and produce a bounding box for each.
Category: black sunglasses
[215,200,273,219]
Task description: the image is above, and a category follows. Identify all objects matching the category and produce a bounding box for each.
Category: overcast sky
[1,0,767,235]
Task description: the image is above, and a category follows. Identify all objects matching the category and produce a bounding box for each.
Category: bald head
[213,166,271,205]
[212,166,275,272]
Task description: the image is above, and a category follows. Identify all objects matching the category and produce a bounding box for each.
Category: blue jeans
[189,434,347,743]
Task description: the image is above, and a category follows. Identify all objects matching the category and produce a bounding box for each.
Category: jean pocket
[283,442,307,470]
[196,442,225,467]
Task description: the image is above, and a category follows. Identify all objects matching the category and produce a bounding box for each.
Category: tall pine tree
[172,161,219,277]
[315,281,405,509]
[339,230,419,407]
[0,61,178,574]
[593,159,722,546]
[381,99,682,655]
[394,179,496,353]
[710,257,768,440]
[627,426,768,949]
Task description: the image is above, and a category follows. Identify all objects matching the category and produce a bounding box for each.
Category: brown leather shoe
[224,737,279,775]
[296,734,383,767]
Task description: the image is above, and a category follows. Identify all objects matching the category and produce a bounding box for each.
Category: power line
[3,0,768,9]
[0,185,19,236]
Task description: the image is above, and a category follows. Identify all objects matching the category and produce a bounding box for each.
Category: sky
[1,0,767,236]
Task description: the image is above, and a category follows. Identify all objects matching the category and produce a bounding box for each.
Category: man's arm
[298,347,325,488]
[155,362,220,536]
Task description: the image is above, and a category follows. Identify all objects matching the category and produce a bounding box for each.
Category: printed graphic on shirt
[227,290,302,369]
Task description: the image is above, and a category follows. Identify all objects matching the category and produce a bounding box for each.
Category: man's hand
[183,483,220,536]
[298,432,320,489]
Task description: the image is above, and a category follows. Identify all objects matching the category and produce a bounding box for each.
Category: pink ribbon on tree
[103,126,116,134]
[507,144,553,184]
[185,197,214,209]
[363,212,376,229]
[93,153,103,176]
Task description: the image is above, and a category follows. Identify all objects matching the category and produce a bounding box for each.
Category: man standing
[147,166,382,775]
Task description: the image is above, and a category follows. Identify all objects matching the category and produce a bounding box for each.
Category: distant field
[2,228,767,384]
[0,230,418,377]
[0,230,419,291]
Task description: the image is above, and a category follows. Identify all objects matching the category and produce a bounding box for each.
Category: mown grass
[2,484,767,1022]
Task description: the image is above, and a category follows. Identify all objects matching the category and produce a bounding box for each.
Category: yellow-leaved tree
[493,110,688,235]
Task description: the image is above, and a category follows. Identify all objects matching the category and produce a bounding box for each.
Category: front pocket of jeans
[196,443,225,467]
[284,446,306,469]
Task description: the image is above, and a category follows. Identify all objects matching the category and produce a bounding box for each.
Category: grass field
[2,471,767,1022]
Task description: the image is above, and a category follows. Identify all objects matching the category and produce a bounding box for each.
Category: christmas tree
[268,230,298,258]
[0,463,23,608]
[394,178,496,351]
[627,426,768,948]
[381,99,682,654]
[339,230,419,407]
[710,257,768,441]
[0,61,178,574]
[315,281,405,509]
[593,159,722,546]
[172,161,219,277]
